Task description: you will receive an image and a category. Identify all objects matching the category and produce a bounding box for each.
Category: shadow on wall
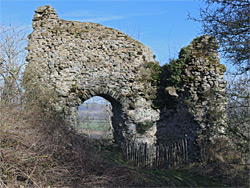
[155,93,201,162]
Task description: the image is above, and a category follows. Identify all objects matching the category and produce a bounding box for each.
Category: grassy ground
[76,120,112,139]
[77,120,110,131]
[95,141,226,187]
[1,105,249,187]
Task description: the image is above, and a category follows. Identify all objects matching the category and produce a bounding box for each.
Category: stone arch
[24,5,227,163]
[73,87,131,145]
[79,88,125,106]
[60,84,159,149]
[24,5,160,150]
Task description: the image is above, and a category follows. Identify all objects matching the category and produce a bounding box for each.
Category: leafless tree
[190,0,250,74]
[0,23,28,106]
[226,73,250,156]
[189,0,250,162]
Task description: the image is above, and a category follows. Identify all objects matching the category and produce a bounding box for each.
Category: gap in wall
[76,96,113,139]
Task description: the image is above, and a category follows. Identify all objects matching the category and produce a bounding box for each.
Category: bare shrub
[0,24,28,107]
[0,82,145,187]
[189,137,249,187]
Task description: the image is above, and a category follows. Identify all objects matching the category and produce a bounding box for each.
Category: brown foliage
[189,137,249,187]
[0,103,144,187]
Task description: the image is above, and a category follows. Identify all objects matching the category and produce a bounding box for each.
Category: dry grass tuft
[188,137,250,187]
[0,104,144,187]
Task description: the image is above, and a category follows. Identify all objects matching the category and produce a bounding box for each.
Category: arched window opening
[76,96,113,139]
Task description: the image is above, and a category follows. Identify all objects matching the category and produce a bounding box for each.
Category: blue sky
[0,0,205,65]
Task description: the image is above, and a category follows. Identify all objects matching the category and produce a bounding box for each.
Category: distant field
[76,101,112,139]
[76,120,112,139]
[77,120,110,131]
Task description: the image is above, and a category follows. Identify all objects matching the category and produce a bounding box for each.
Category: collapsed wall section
[157,35,227,160]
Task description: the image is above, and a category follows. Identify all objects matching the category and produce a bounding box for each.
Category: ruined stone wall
[24,5,160,150]
[24,6,226,162]
[157,35,227,160]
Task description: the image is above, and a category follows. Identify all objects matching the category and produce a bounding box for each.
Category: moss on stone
[192,35,219,53]
[139,61,161,87]
[218,64,226,72]
[148,94,157,100]
[162,46,190,87]
[136,121,154,134]
[146,62,161,85]
[183,75,196,83]
[184,99,192,106]
[27,34,32,39]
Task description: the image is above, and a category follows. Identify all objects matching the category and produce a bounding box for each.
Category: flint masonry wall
[24,5,160,150]
[156,35,227,160]
[24,5,226,162]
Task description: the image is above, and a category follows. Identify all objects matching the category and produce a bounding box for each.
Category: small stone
[35,6,48,13]
[165,87,178,97]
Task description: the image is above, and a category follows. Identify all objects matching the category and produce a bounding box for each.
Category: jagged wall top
[25,5,227,162]
[30,5,154,61]
[25,5,160,147]
[33,5,58,22]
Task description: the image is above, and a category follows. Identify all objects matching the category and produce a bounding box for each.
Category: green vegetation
[97,144,129,166]
[138,61,161,101]
[78,120,110,131]
[140,168,224,187]
[218,63,226,72]
[140,61,161,86]
[192,35,219,50]
[162,46,190,87]
[136,121,154,134]
[146,62,161,85]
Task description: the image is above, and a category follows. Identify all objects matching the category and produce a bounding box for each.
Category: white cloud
[61,10,124,22]
[61,10,167,23]
[80,16,125,23]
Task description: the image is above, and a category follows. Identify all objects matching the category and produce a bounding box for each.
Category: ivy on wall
[139,61,161,86]
[136,121,154,134]
[161,46,190,88]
